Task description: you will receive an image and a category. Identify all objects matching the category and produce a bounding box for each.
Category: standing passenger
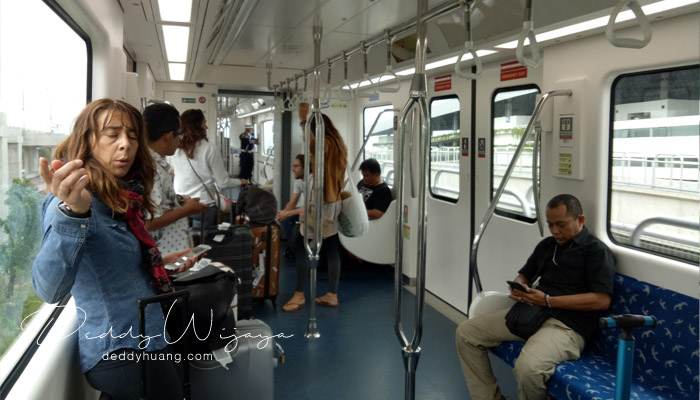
[143,103,207,253]
[282,113,347,311]
[171,109,246,229]
[239,123,256,180]
[33,99,194,399]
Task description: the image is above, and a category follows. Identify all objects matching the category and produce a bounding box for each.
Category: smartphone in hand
[188,244,211,258]
[507,280,527,292]
[165,257,188,271]
[165,245,212,270]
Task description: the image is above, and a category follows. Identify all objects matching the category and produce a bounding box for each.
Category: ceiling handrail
[355,42,379,98]
[454,0,482,80]
[515,0,541,68]
[606,0,652,49]
[377,31,401,93]
[274,1,463,93]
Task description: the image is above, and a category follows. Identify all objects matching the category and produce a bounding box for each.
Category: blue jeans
[280,215,299,243]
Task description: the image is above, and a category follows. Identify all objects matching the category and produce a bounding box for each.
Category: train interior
[0,0,698,399]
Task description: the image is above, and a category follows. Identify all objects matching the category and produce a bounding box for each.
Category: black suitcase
[138,289,191,400]
[202,225,254,319]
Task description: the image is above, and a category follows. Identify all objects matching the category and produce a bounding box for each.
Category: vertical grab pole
[303,24,325,339]
[393,0,429,399]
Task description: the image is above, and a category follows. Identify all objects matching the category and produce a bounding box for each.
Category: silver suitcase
[189,319,282,400]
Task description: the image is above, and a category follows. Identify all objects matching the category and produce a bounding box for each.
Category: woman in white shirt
[171,109,246,228]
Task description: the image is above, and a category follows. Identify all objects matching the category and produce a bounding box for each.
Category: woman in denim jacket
[33,99,192,400]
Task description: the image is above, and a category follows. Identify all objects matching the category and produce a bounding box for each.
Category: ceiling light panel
[158,0,192,23]
[162,25,190,62]
[168,63,186,80]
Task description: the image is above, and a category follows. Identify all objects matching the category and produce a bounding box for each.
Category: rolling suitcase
[251,223,280,307]
[138,289,192,400]
[189,319,282,400]
[202,224,254,320]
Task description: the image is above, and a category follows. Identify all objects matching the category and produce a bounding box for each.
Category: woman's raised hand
[39,157,92,213]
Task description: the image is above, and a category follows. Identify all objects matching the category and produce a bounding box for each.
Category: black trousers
[85,348,183,400]
[239,153,254,180]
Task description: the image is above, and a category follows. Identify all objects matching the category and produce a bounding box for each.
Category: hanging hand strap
[455,0,482,80]
[606,0,652,49]
[516,0,540,68]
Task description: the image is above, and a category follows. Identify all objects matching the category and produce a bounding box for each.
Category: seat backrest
[590,274,699,397]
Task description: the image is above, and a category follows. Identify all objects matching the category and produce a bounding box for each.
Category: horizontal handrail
[630,217,699,247]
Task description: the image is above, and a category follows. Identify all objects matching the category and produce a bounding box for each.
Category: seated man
[277,154,306,257]
[357,158,392,220]
[455,194,616,400]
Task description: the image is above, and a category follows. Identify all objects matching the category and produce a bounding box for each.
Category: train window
[0,0,89,377]
[429,96,460,202]
[491,85,541,221]
[362,104,395,187]
[262,120,274,156]
[609,66,699,264]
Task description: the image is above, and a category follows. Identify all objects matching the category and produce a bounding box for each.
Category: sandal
[282,299,306,312]
[315,297,339,307]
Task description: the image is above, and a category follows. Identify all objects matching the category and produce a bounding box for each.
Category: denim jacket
[32,194,168,372]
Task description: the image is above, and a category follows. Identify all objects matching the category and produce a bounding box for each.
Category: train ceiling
[120,0,692,91]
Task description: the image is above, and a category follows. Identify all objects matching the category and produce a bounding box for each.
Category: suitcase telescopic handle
[138,289,191,400]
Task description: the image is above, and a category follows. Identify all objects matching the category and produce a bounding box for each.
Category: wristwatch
[58,202,91,218]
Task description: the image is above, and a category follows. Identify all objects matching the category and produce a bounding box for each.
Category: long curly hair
[53,99,155,215]
[179,109,208,158]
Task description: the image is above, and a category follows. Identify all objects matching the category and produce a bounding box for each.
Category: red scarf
[122,189,172,294]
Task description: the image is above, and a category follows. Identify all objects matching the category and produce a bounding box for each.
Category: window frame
[489,84,541,223]
[428,94,461,203]
[0,0,92,394]
[606,64,699,265]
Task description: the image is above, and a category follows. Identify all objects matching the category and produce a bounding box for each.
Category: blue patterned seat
[490,274,699,399]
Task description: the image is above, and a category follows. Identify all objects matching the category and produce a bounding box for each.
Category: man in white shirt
[277,154,307,257]
[143,103,208,254]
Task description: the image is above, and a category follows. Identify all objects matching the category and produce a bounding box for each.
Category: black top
[357,181,393,213]
[240,132,256,152]
[518,226,616,341]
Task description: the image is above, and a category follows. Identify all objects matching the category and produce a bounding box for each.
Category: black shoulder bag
[165,265,237,354]
[504,260,551,339]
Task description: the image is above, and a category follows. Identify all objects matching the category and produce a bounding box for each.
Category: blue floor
[250,250,471,400]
